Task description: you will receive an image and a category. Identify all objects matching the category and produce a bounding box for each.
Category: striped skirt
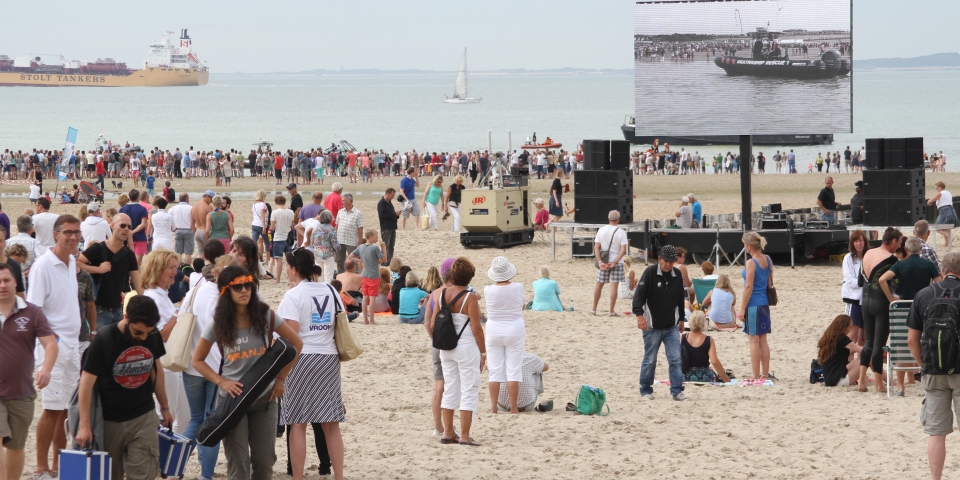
[280,353,345,425]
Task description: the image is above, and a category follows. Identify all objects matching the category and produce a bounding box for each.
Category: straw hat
[487,256,517,282]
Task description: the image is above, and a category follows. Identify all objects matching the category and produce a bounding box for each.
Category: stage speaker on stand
[610,140,631,171]
[582,140,610,170]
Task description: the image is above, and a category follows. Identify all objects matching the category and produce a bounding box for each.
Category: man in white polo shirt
[170,192,194,264]
[32,198,60,255]
[26,214,81,479]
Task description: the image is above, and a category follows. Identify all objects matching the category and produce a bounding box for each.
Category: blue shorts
[271,240,289,258]
[845,302,863,328]
[251,225,264,244]
[743,305,771,336]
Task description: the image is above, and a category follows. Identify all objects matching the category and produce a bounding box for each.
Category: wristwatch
[480,353,487,357]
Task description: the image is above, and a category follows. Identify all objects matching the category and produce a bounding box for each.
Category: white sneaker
[34,472,57,480]
[432,428,461,437]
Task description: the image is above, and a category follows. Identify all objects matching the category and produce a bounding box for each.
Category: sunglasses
[128,324,158,338]
[117,224,131,230]
[230,282,254,293]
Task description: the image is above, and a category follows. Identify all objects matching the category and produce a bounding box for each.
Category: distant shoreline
[214,68,632,78]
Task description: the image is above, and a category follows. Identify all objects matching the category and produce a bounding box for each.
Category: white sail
[454,49,468,98]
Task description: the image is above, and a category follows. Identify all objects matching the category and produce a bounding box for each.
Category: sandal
[565,402,576,412]
[609,312,621,317]
[439,436,460,444]
[459,438,481,447]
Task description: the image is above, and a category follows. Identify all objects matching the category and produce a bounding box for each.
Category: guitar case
[196,315,296,447]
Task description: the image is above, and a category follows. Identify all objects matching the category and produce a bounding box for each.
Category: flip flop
[459,438,481,447]
[609,312,621,317]
[565,402,576,412]
[439,436,460,444]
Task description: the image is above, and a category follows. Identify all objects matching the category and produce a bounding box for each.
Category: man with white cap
[79,203,111,246]
[591,210,628,316]
[633,245,688,401]
[675,197,692,228]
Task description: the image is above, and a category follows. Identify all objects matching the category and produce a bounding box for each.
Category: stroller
[77,181,105,204]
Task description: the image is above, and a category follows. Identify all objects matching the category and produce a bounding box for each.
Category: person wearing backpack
[907,252,960,480]
[425,257,486,447]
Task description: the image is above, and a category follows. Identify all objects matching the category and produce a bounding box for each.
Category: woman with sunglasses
[181,255,239,480]
[191,266,303,480]
[278,248,345,480]
[141,248,191,433]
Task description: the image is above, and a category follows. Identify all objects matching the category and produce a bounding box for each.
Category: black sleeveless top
[860,254,897,300]
[449,184,465,204]
[681,334,711,371]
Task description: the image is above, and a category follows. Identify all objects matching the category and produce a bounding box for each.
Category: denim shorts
[251,225,264,244]
[271,240,289,258]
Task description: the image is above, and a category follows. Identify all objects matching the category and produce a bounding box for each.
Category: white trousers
[426,202,439,230]
[156,369,190,434]
[485,330,526,383]
[449,204,461,232]
[318,255,336,283]
[439,340,481,412]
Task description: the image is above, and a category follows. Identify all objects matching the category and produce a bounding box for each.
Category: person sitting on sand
[336,257,362,294]
[701,261,718,280]
[702,274,738,330]
[330,279,359,320]
[681,311,732,383]
[533,198,549,230]
[817,314,863,387]
[375,267,392,313]
[618,257,638,300]
[496,352,551,413]
[398,271,428,324]
[530,265,563,312]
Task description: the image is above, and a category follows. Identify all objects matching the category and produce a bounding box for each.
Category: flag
[57,166,67,181]
[62,127,78,172]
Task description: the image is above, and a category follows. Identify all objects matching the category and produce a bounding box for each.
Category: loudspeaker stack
[862,137,925,226]
[574,140,634,224]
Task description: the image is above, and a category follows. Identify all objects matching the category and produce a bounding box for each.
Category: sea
[0,69,958,170]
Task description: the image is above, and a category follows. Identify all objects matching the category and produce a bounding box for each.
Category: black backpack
[921,283,960,374]
[432,289,470,351]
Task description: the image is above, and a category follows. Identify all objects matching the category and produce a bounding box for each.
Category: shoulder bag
[328,284,363,362]
[764,255,778,306]
[594,227,617,270]
[160,286,201,372]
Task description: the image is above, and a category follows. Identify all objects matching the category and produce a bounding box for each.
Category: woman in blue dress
[737,232,774,381]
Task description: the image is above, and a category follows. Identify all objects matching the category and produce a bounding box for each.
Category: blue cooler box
[59,449,111,480]
[158,427,195,479]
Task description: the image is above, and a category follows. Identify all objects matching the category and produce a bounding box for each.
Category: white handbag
[160,286,200,372]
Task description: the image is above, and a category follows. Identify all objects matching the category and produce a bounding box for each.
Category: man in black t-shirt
[77,295,169,479]
[287,183,303,218]
[907,252,960,479]
[850,181,865,225]
[377,188,400,264]
[78,213,142,327]
[816,176,840,225]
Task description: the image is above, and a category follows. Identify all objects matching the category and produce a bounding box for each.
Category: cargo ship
[0,29,208,87]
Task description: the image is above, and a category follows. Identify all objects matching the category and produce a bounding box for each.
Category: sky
[0,0,957,73]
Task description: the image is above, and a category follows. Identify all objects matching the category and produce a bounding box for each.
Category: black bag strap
[601,226,617,262]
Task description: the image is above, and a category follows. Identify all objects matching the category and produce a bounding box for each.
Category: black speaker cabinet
[574,170,633,197]
[575,196,634,224]
[862,169,925,198]
[865,138,884,170]
[904,137,924,169]
[863,196,925,226]
[582,139,610,170]
[610,140,631,171]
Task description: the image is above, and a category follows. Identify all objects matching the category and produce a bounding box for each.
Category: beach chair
[692,278,716,307]
[884,300,920,398]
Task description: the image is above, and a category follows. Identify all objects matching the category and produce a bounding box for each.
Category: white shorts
[836,375,850,387]
[35,341,81,411]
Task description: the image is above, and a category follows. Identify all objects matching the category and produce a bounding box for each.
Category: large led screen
[634,0,852,136]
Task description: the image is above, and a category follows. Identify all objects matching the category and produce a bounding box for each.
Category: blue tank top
[742,256,770,307]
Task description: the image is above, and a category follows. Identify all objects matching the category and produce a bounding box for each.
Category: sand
[6,170,960,479]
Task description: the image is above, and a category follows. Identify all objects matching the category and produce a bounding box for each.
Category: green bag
[575,385,610,416]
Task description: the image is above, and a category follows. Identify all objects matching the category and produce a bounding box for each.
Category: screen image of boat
[633,0,852,136]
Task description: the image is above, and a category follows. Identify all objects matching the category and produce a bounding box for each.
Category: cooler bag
[59,449,112,480]
[195,336,297,447]
[158,427,195,479]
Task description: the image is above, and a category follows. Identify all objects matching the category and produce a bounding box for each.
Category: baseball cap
[659,245,679,262]
[86,203,100,212]
[203,190,215,197]
[855,180,864,188]
[286,183,297,190]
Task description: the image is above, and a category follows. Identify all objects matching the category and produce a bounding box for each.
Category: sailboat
[444,49,482,104]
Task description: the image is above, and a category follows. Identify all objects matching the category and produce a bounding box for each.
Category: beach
[4,170,957,479]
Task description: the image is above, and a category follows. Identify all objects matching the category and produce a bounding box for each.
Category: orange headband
[219,275,254,296]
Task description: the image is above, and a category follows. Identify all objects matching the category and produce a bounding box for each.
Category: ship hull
[713,50,849,80]
[0,67,208,87]
[621,124,833,146]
